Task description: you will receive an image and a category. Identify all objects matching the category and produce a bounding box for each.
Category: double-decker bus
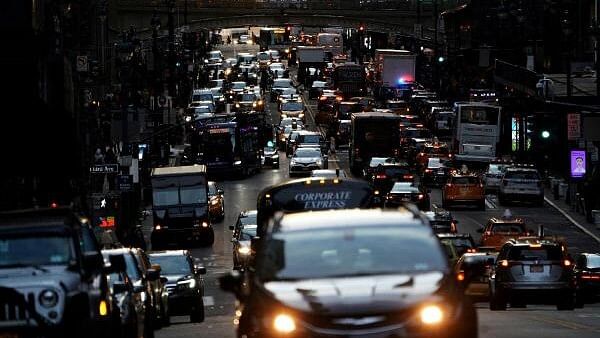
[317,32,343,60]
[452,102,502,162]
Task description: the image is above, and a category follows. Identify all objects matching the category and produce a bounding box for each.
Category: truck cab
[150,165,214,248]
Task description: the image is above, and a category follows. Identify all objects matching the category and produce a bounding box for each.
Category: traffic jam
[2,26,600,338]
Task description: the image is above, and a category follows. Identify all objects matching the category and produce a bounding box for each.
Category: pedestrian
[94,148,105,164]
[329,135,336,155]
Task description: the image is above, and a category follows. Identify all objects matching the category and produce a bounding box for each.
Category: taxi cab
[441,168,485,210]
[278,97,306,122]
[234,91,265,112]
[416,139,452,169]
[478,211,532,250]
[208,181,225,221]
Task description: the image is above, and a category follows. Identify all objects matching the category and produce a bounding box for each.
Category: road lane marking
[203,296,215,307]
[527,315,600,331]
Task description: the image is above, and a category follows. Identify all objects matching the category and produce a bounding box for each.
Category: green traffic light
[541,130,550,139]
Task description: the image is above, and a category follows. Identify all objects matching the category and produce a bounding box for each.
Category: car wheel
[557,292,575,311]
[190,298,205,323]
[478,200,486,211]
[489,290,507,311]
[203,230,215,247]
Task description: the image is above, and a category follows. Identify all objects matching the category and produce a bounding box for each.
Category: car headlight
[273,314,296,333]
[253,102,257,107]
[281,114,287,118]
[234,160,242,165]
[316,159,323,166]
[299,113,304,118]
[39,289,59,308]
[236,103,240,108]
[177,278,197,289]
[185,116,192,122]
[420,305,443,325]
[237,246,251,255]
[258,100,264,105]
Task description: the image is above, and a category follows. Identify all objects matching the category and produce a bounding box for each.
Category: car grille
[303,311,412,333]
[0,291,35,326]
[291,164,320,171]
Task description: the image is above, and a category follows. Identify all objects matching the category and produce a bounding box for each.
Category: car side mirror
[146,268,160,281]
[112,281,130,294]
[219,270,243,297]
[195,265,207,275]
[107,254,127,273]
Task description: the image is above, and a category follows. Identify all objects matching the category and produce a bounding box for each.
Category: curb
[544,196,600,244]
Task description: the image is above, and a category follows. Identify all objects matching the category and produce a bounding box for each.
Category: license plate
[460,187,470,194]
[401,197,410,202]
[530,265,543,273]
[302,167,310,171]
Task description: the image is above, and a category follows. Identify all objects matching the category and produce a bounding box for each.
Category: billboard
[570,150,586,178]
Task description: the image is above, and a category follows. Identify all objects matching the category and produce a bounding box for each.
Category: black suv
[489,238,575,310]
[220,209,477,338]
[0,207,122,337]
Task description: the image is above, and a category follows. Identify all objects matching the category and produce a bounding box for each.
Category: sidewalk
[544,184,600,244]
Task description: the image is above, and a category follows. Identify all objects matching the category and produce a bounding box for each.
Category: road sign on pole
[76,55,89,72]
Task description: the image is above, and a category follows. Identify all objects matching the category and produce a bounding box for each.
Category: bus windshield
[459,106,500,125]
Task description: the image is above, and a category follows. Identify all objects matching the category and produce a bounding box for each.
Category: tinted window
[150,255,191,275]
[180,186,208,204]
[300,135,321,144]
[124,253,141,281]
[257,227,446,281]
[240,227,257,240]
[281,102,304,111]
[240,213,258,226]
[507,246,562,261]
[383,167,411,177]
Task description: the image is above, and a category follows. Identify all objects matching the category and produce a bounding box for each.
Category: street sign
[76,55,89,72]
[118,175,133,191]
[567,113,581,140]
[90,164,119,174]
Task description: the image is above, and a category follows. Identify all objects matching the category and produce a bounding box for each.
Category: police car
[498,165,544,206]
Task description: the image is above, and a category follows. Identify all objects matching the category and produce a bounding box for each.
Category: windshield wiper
[0,263,49,273]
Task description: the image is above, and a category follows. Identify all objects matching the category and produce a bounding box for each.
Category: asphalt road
[154,44,600,338]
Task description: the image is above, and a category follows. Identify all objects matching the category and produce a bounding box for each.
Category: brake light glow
[319,96,327,101]
[404,174,414,180]
[563,260,572,267]
[418,194,424,199]
[499,260,509,267]
[425,169,433,173]
[375,174,387,179]
[457,271,465,282]
[50,202,58,208]
[581,273,600,280]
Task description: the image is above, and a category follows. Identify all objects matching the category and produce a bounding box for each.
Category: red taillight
[417,194,424,199]
[50,202,58,209]
[375,174,387,179]
[425,169,433,173]
[563,260,572,267]
[581,273,600,280]
[457,271,465,282]
[403,174,413,180]
[446,183,452,188]
[499,260,509,267]
[467,248,477,253]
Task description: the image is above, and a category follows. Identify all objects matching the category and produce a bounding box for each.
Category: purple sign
[570,150,586,178]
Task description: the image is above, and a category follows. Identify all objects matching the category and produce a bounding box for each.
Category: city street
[152,44,600,338]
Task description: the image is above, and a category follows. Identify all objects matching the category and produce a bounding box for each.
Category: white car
[289,147,327,177]
[483,162,513,192]
[498,166,544,206]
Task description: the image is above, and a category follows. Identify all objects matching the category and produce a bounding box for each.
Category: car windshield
[428,158,442,168]
[153,186,207,206]
[491,223,526,233]
[391,183,419,193]
[192,94,212,101]
[381,167,411,177]
[294,148,321,158]
[300,135,320,144]
[282,102,303,111]
[273,79,292,88]
[150,255,191,275]
[488,164,509,174]
[586,255,600,268]
[231,82,246,89]
[508,246,562,261]
[505,171,540,180]
[238,93,256,101]
[240,226,257,240]
[257,227,447,281]
[0,235,75,267]
[443,238,474,256]
[240,213,258,226]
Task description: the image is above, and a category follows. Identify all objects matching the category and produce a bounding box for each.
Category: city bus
[191,118,261,177]
[452,102,502,163]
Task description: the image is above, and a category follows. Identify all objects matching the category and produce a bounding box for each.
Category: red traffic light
[359,24,365,31]
[286,26,292,32]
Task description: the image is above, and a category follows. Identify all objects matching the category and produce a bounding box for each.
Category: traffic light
[541,130,551,139]
[359,24,365,32]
